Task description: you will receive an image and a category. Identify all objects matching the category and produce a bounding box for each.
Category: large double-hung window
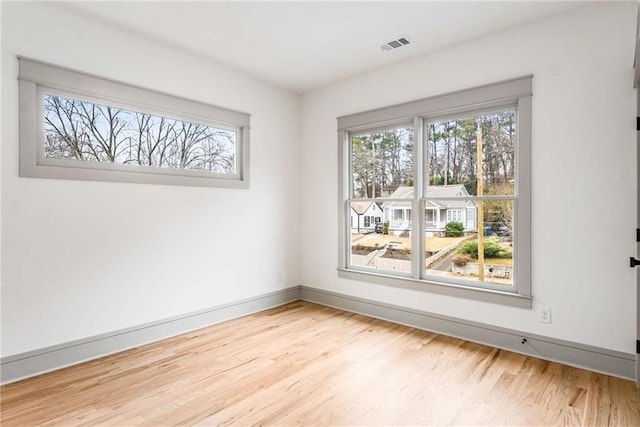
[338,77,532,308]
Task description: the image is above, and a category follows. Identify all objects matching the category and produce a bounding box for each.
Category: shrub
[445,221,464,237]
[452,254,472,267]
[383,221,389,235]
[456,238,512,259]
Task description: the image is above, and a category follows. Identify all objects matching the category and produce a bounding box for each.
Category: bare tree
[43,94,237,174]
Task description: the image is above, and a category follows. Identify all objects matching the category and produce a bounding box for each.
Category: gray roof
[387,186,414,199]
[425,184,469,198]
[383,185,476,209]
[351,201,381,215]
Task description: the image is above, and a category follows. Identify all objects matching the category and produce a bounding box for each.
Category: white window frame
[337,76,532,308]
[18,57,250,188]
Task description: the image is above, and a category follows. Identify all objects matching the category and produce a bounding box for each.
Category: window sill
[337,268,532,309]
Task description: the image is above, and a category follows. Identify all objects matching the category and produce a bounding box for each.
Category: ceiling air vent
[380,36,411,51]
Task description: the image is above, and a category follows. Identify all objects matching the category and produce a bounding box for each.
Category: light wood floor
[1,301,638,426]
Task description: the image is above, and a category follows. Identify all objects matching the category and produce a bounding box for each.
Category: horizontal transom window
[19,57,250,188]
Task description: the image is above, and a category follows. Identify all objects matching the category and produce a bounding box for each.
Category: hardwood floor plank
[1,302,638,426]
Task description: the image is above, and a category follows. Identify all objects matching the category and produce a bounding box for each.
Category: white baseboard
[2,285,635,385]
[300,286,636,381]
[0,286,300,385]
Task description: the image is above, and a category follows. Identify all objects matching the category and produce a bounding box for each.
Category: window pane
[425,199,514,288]
[44,94,237,174]
[350,201,412,274]
[425,110,515,196]
[351,128,414,199]
[340,76,532,303]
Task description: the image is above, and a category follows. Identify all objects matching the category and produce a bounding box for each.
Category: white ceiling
[53,1,587,93]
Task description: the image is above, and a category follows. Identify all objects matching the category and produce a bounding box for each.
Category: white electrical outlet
[537,306,551,323]
[277,273,283,283]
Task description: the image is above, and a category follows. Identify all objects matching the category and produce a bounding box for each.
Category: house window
[466,208,476,228]
[446,209,463,223]
[19,57,250,188]
[364,216,371,227]
[425,208,436,225]
[338,76,532,308]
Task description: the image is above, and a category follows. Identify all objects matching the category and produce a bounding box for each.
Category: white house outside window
[446,209,463,223]
[338,76,532,308]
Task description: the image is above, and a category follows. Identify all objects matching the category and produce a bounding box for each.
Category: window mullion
[412,117,424,280]
[339,130,350,269]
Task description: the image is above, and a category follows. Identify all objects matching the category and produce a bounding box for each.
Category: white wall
[0,3,4,359]
[300,3,637,353]
[2,2,637,360]
[1,2,300,356]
